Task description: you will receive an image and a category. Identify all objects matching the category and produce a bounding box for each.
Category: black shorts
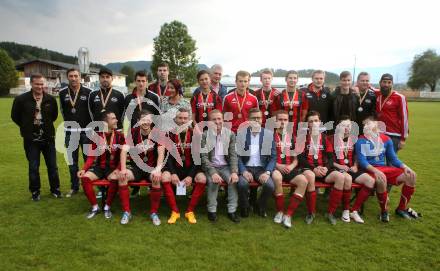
[127,162,151,181]
[332,169,368,181]
[166,166,203,181]
[282,170,301,183]
[88,166,114,179]
[348,170,368,181]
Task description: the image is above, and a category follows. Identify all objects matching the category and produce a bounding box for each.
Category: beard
[380,86,391,96]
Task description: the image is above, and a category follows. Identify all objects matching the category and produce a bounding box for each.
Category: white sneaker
[282,215,292,228]
[350,211,365,224]
[120,211,132,225]
[150,213,161,226]
[341,210,350,223]
[274,211,284,224]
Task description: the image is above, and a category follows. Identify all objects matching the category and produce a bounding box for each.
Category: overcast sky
[1,0,439,75]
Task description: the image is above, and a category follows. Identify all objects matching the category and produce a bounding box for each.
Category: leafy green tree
[120,65,135,86]
[151,21,198,87]
[0,49,18,96]
[408,49,440,92]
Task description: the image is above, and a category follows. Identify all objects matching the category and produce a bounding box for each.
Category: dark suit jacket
[237,127,277,174]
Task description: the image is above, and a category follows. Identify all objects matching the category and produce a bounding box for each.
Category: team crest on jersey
[283,101,300,106]
[365,99,371,104]
[246,101,253,105]
[196,102,214,108]
[321,94,327,99]
[259,100,272,106]
[276,142,292,148]
[306,144,324,150]
[111,97,118,102]
[94,96,101,102]
[177,142,192,149]
[80,96,87,100]
[386,101,393,105]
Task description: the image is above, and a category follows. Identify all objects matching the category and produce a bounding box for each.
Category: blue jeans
[65,131,90,191]
[24,139,60,193]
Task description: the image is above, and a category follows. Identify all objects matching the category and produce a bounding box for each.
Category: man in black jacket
[124,70,160,128]
[330,71,360,126]
[11,73,61,201]
[354,72,377,133]
[88,67,125,130]
[59,68,93,197]
[301,70,333,125]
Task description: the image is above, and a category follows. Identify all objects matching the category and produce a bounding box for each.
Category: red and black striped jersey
[83,130,125,171]
[126,127,162,168]
[148,81,172,97]
[253,88,277,124]
[168,128,193,168]
[298,133,333,169]
[272,89,308,134]
[274,131,296,165]
[330,135,355,167]
[190,89,222,123]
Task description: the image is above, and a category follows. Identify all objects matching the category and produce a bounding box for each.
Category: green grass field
[0,98,439,271]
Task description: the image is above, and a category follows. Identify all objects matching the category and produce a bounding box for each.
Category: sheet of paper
[176,181,186,196]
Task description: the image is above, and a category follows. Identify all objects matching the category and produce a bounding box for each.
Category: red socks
[377,191,389,213]
[186,182,206,213]
[286,193,303,217]
[105,181,118,207]
[81,177,97,206]
[162,182,179,213]
[342,189,352,210]
[150,187,162,214]
[306,191,316,215]
[328,188,343,214]
[398,185,415,211]
[351,186,371,212]
[119,185,130,212]
[275,194,284,213]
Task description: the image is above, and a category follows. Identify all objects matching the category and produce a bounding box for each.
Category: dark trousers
[24,139,60,194]
[237,166,274,210]
[65,131,90,191]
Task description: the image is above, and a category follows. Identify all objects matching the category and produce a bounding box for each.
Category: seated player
[119,110,165,225]
[356,116,418,222]
[332,115,386,223]
[236,108,277,218]
[298,111,347,225]
[271,110,315,228]
[161,108,207,224]
[78,111,125,220]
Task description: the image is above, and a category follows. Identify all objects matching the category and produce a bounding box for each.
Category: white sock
[92,204,99,211]
[104,204,110,211]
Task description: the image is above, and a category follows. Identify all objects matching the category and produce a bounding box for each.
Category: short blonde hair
[260,69,273,79]
[235,70,251,81]
[312,70,326,78]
